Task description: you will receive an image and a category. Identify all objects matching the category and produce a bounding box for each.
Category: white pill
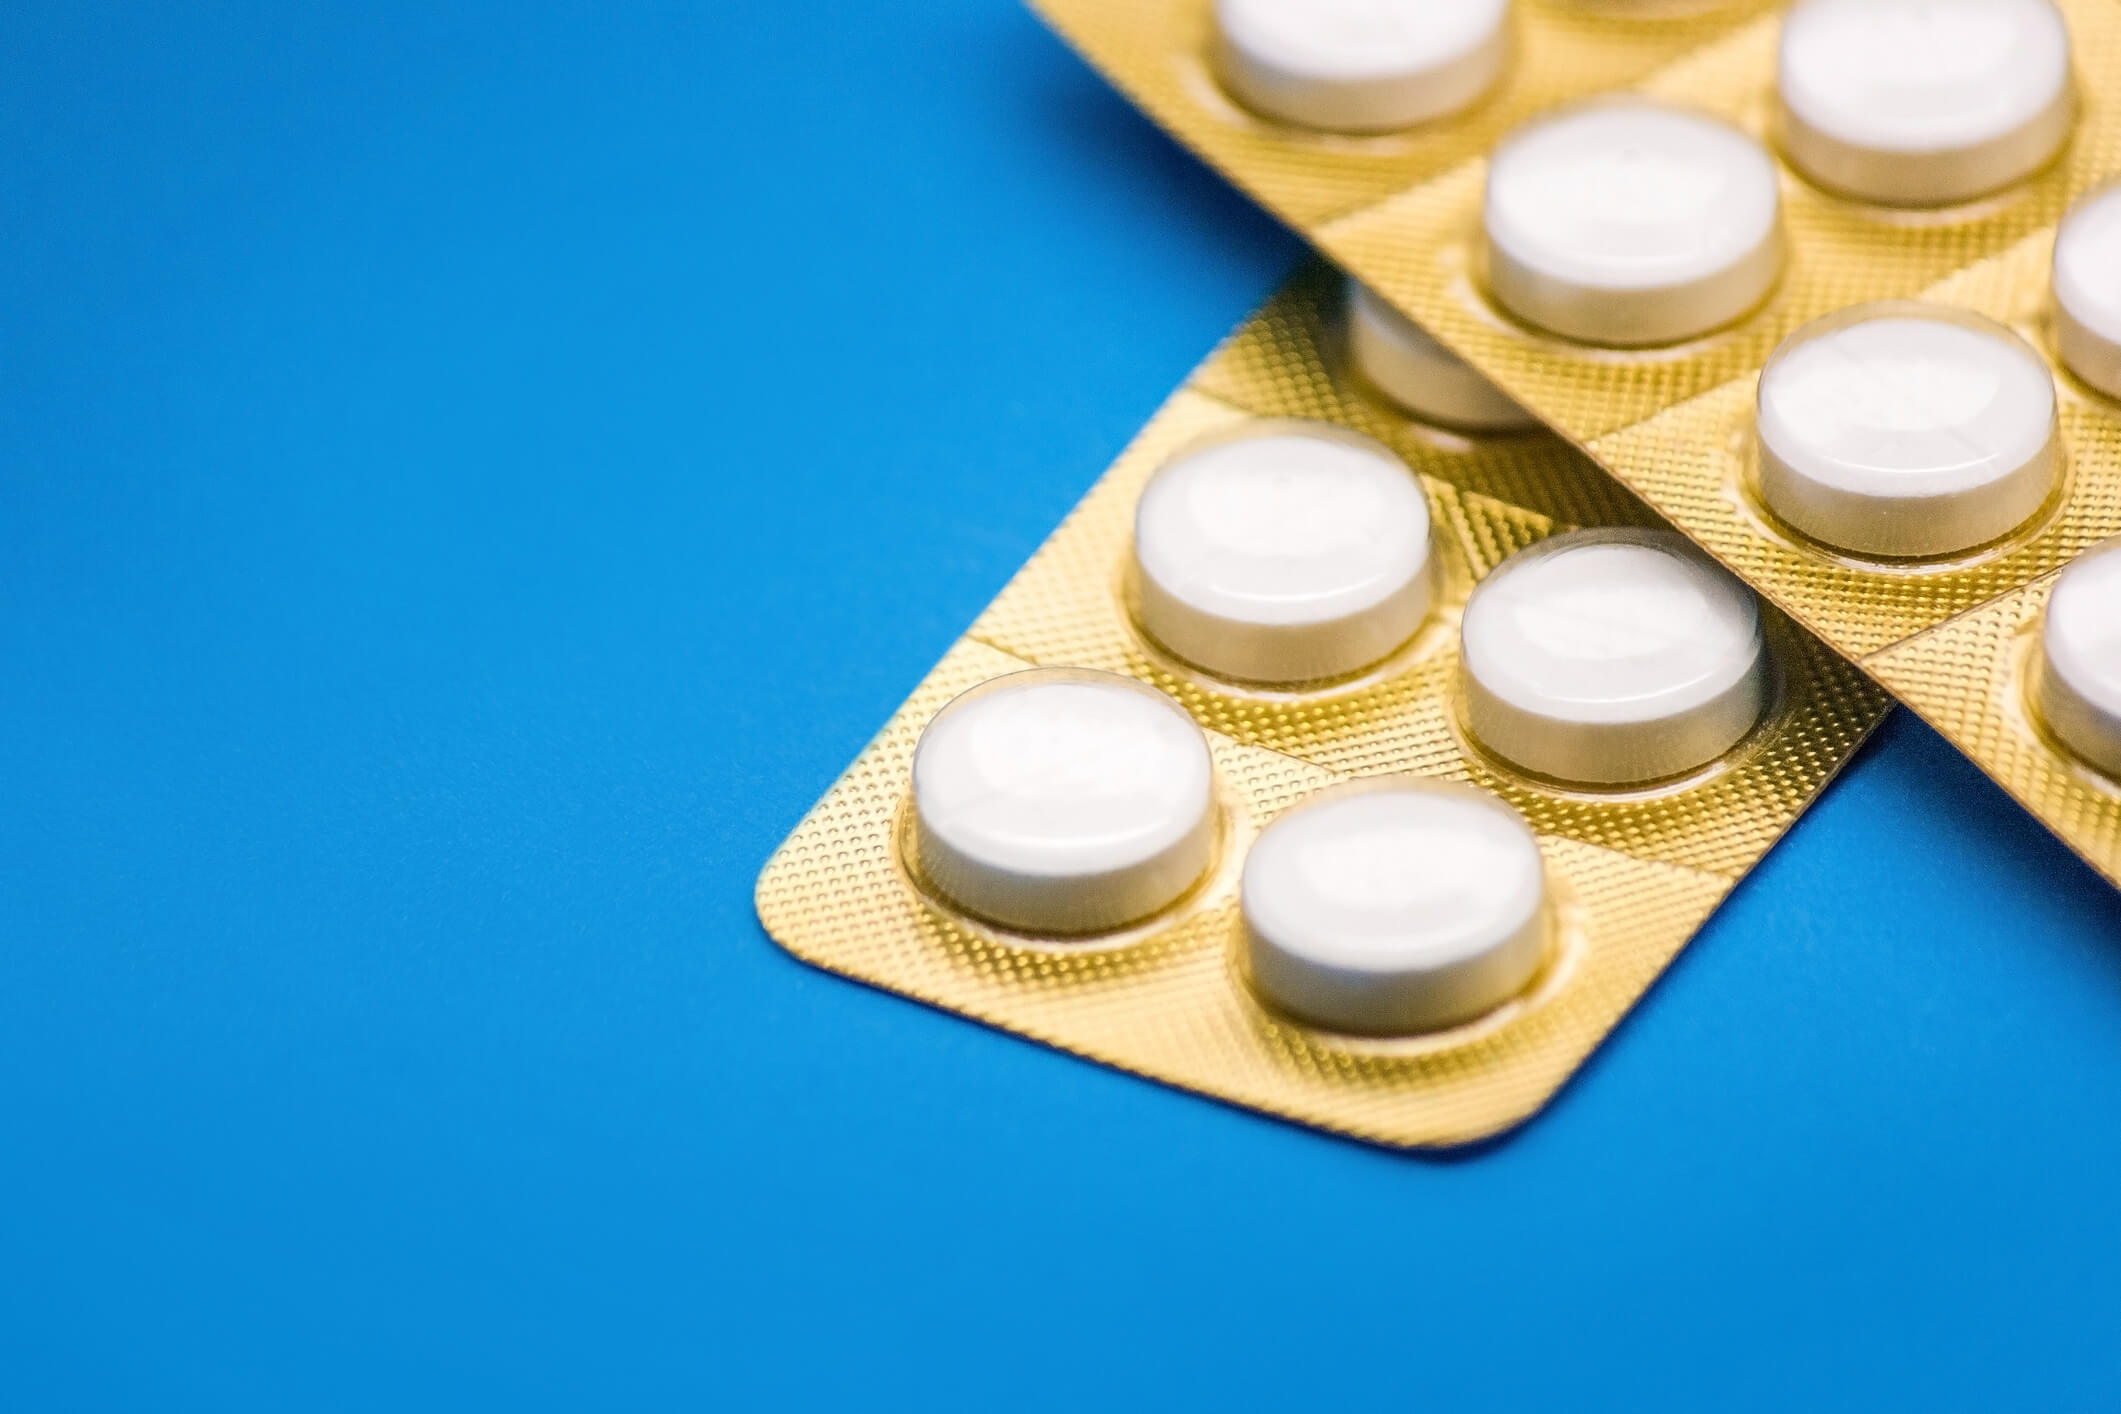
[1482,100,1784,347]
[1778,0,2073,207]
[1756,306,2059,558]
[1133,426,1434,684]
[911,671,1217,934]
[1461,530,1768,785]
[1243,779,1548,1035]
[1346,280,1541,434]
[2037,540,2121,780]
[2055,182,2121,400]
[1211,0,1510,134]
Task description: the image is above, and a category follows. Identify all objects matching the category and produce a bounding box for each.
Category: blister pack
[1035,0,2121,887]
[756,266,1888,1147]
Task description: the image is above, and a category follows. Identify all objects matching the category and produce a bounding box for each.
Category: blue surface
[5,2,2121,1408]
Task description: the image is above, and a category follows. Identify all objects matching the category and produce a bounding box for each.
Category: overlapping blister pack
[756,266,1888,1147]
[1034,0,2121,888]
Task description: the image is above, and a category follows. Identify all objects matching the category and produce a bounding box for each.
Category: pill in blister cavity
[1461,529,1768,785]
[2055,182,2121,401]
[2037,540,2121,780]
[1133,426,1434,683]
[1481,100,1783,347]
[911,671,1217,933]
[1242,779,1548,1035]
[1211,0,1510,134]
[1778,0,2073,207]
[1346,280,1540,433]
[1756,305,2060,559]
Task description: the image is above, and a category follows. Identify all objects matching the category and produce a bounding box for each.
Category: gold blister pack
[1029,0,2121,886]
[755,267,1890,1147]
[1345,2,2121,888]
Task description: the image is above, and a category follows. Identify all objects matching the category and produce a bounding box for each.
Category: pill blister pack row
[756,267,1886,1147]
[1035,0,2121,886]
[1030,0,1778,231]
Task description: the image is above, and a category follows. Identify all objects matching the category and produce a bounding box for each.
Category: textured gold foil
[1029,0,2121,884]
[1870,578,2121,887]
[755,272,1891,1147]
[1027,0,1777,229]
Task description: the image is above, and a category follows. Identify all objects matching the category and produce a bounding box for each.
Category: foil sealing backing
[755,272,1890,1147]
[1029,0,2121,886]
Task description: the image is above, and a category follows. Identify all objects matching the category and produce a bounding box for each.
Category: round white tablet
[1778,0,2073,207]
[2037,540,2121,780]
[1756,305,2060,558]
[1133,426,1435,683]
[911,671,1217,934]
[1461,529,1768,785]
[2055,182,2121,400]
[1243,779,1547,1035]
[1211,0,1510,134]
[1482,99,1783,347]
[1346,280,1540,433]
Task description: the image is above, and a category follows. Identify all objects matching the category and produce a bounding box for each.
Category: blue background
[5,1,2120,1408]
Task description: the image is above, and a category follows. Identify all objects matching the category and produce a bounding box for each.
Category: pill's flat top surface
[912,677,1213,880]
[1462,536,1762,726]
[1243,785,1544,975]
[1135,432,1431,629]
[1780,0,2069,153]
[2046,547,2121,712]
[1758,316,2055,498]
[2057,184,2121,346]
[1214,0,1509,83]
[1485,103,1780,291]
